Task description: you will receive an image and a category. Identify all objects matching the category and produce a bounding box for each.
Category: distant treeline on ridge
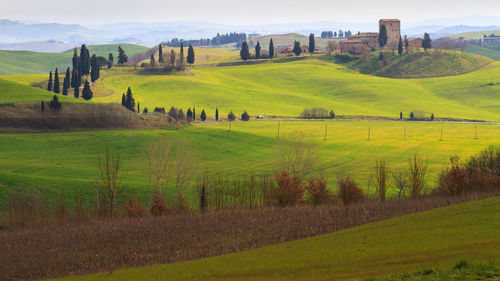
[164,32,247,47]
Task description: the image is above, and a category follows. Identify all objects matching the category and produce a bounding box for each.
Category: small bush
[227,111,236,121]
[272,171,304,207]
[305,175,332,206]
[175,193,190,212]
[334,53,357,63]
[438,156,468,196]
[338,176,364,205]
[149,191,168,216]
[241,111,250,121]
[124,197,144,217]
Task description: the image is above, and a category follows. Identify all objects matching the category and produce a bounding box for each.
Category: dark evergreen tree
[309,33,315,54]
[121,93,126,107]
[62,76,68,96]
[215,108,219,121]
[168,107,178,119]
[53,68,60,94]
[379,24,388,48]
[430,113,435,121]
[71,68,79,89]
[177,109,184,120]
[240,41,250,60]
[200,109,207,121]
[404,35,409,54]
[72,48,79,70]
[269,38,274,58]
[108,53,113,68]
[180,43,184,58]
[293,41,302,56]
[48,95,61,112]
[150,54,156,68]
[47,71,53,92]
[329,110,335,119]
[81,80,93,100]
[79,44,90,76]
[193,107,196,120]
[125,86,135,111]
[255,41,261,58]
[400,112,403,120]
[143,107,148,114]
[422,33,432,51]
[90,54,99,82]
[410,112,415,120]
[228,111,236,120]
[74,85,79,99]
[117,46,128,64]
[187,44,195,65]
[158,44,163,63]
[41,101,45,113]
[241,111,250,121]
[398,36,403,56]
[137,102,140,113]
[186,108,193,120]
[64,67,71,90]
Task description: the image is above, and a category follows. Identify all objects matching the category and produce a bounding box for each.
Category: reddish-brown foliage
[338,176,364,205]
[0,192,495,281]
[272,171,304,206]
[438,156,468,196]
[124,197,144,217]
[305,175,333,206]
[149,191,168,216]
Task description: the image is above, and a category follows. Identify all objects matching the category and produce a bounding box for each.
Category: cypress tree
[72,48,79,70]
[187,44,195,65]
[79,44,90,76]
[150,54,156,68]
[308,33,315,54]
[400,112,403,120]
[41,101,45,113]
[158,44,163,63]
[186,108,193,120]
[215,108,219,121]
[90,55,98,82]
[240,41,250,60]
[180,43,184,58]
[65,67,71,90]
[269,38,274,58]
[48,95,61,112]
[255,41,261,58]
[125,87,135,111]
[62,76,68,96]
[404,35,409,54]
[71,68,79,89]
[137,102,140,113]
[108,53,113,68]
[74,85,79,98]
[422,33,432,51]
[170,49,176,66]
[293,41,302,56]
[200,109,207,121]
[53,68,60,94]
[193,107,196,121]
[379,25,388,48]
[82,80,93,100]
[47,71,53,91]
[121,93,126,107]
[117,46,128,64]
[430,113,435,121]
[241,111,250,121]
[398,36,403,56]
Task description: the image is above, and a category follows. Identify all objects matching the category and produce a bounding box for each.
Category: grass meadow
[53,195,500,281]
[0,120,498,205]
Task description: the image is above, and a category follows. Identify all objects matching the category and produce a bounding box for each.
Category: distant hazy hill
[0,40,75,53]
[450,29,500,40]
[0,44,149,75]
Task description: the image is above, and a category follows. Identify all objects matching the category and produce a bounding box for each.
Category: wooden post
[474,124,477,140]
[324,123,328,141]
[277,121,280,139]
[367,125,371,140]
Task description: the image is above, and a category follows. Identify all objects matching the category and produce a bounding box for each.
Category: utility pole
[367,125,371,140]
[277,121,280,139]
[324,123,328,141]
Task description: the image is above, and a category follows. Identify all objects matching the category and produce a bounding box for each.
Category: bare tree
[276,131,318,183]
[96,148,123,217]
[174,141,196,206]
[326,40,338,54]
[374,160,390,202]
[170,50,176,67]
[392,171,408,199]
[408,153,427,199]
[146,138,172,198]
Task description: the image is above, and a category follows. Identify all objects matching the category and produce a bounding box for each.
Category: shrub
[241,111,250,121]
[153,107,165,114]
[175,193,190,212]
[124,197,144,217]
[305,175,332,206]
[438,156,468,196]
[149,191,168,216]
[334,53,357,63]
[200,109,207,121]
[48,95,61,112]
[338,176,363,205]
[143,107,148,114]
[272,171,304,207]
[227,111,236,121]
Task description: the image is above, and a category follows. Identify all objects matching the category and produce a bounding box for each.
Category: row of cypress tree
[240,39,274,60]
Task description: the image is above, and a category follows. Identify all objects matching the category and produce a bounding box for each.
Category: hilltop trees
[170,49,176,66]
[269,38,274,58]
[293,41,302,56]
[215,108,219,121]
[379,24,388,48]
[200,109,206,121]
[48,95,62,112]
[53,68,60,94]
[121,87,136,111]
[81,80,93,100]
[255,42,261,58]
[90,55,100,82]
[80,44,91,76]
[74,84,79,98]
[187,44,195,65]
[117,46,128,64]
[108,53,114,69]
[47,71,53,92]
[158,44,163,63]
[72,48,79,70]
[308,34,315,54]
[422,33,432,51]
[240,41,250,60]
[398,37,403,56]
[62,67,70,96]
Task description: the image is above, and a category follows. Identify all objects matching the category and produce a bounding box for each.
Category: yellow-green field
[54,195,500,281]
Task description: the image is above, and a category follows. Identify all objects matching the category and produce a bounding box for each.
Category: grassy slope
[145,46,237,65]
[350,50,492,78]
[92,59,500,121]
[251,33,333,49]
[0,44,149,75]
[1,121,499,203]
[0,78,76,103]
[466,45,500,60]
[449,30,500,40]
[57,196,500,281]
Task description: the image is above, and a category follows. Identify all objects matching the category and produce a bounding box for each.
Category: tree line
[164,32,247,47]
[142,43,195,71]
[320,30,352,39]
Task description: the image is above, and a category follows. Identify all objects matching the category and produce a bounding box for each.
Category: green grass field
[1,120,498,204]
[0,78,78,103]
[54,195,500,281]
[450,30,500,40]
[0,44,149,75]
[466,45,500,61]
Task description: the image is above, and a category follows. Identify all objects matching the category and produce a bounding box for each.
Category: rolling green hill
[0,78,76,103]
[56,196,500,281]
[349,50,492,78]
[0,44,149,75]
[466,45,500,60]
[450,30,500,40]
[1,121,499,204]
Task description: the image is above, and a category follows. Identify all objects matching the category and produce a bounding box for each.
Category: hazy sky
[2,0,500,25]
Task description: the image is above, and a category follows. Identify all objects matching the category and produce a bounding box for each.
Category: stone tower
[379,19,401,46]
